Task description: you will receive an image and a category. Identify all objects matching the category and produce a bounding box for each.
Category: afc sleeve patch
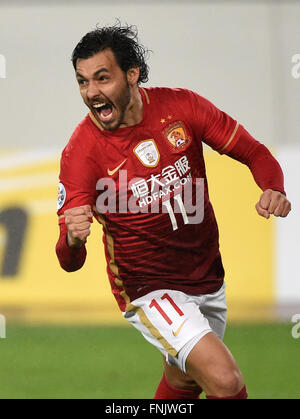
[57,182,66,210]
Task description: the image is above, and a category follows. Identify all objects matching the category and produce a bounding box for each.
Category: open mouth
[93,102,114,122]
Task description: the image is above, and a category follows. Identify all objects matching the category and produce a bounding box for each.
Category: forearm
[226,127,286,195]
[55,222,87,272]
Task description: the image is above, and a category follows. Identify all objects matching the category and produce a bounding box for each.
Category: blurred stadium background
[0,0,299,399]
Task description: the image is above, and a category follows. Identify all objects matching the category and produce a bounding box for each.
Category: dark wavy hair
[71,22,150,84]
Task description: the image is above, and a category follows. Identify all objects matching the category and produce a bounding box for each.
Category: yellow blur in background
[0,148,274,325]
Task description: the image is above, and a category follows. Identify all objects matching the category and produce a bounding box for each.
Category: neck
[120,85,143,128]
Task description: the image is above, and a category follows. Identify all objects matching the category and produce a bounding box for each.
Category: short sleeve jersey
[58,87,242,311]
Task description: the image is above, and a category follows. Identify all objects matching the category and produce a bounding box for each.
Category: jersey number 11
[162,195,189,231]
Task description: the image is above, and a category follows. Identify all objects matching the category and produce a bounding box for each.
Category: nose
[86,80,102,101]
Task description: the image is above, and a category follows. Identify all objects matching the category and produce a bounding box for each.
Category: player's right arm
[55,125,98,272]
[56,218,87,272]
[64,205,93,248]
[56,205,93,272]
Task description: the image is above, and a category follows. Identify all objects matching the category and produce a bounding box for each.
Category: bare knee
[208,367,244,397]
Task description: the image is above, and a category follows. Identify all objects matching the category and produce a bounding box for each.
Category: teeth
[93,103,106,109]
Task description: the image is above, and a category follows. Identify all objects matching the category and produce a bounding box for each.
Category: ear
[127,66,140,86]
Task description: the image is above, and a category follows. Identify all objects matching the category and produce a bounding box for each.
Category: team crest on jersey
[57,182,66,210]
[133,139,160,167]
[163,121,191,152]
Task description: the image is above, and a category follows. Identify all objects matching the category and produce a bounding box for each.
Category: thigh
[185,331,244,396]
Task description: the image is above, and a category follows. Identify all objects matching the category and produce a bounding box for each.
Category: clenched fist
[256,189,291,219]
[64,205,93,248]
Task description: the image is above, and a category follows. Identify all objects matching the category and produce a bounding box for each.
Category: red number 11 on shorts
[149,293,184,325]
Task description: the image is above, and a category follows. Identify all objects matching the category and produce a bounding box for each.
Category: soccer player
[56,23,291,399]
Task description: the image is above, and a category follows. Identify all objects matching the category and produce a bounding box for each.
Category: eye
[99,75,109,82]
[78,79,87,86]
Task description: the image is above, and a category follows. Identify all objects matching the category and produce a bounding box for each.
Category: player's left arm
[189,92,291,219]
[254,189,291,219]
[224,127,291,219]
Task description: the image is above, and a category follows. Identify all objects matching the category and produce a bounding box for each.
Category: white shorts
[123,283,227,373]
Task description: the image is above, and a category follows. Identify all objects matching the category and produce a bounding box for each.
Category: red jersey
[57,87,243,311]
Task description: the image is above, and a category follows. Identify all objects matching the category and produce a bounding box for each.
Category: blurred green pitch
[0,323,299,399]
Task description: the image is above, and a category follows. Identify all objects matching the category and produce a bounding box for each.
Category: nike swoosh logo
[172,319,187,337]
[107,159,127,176]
